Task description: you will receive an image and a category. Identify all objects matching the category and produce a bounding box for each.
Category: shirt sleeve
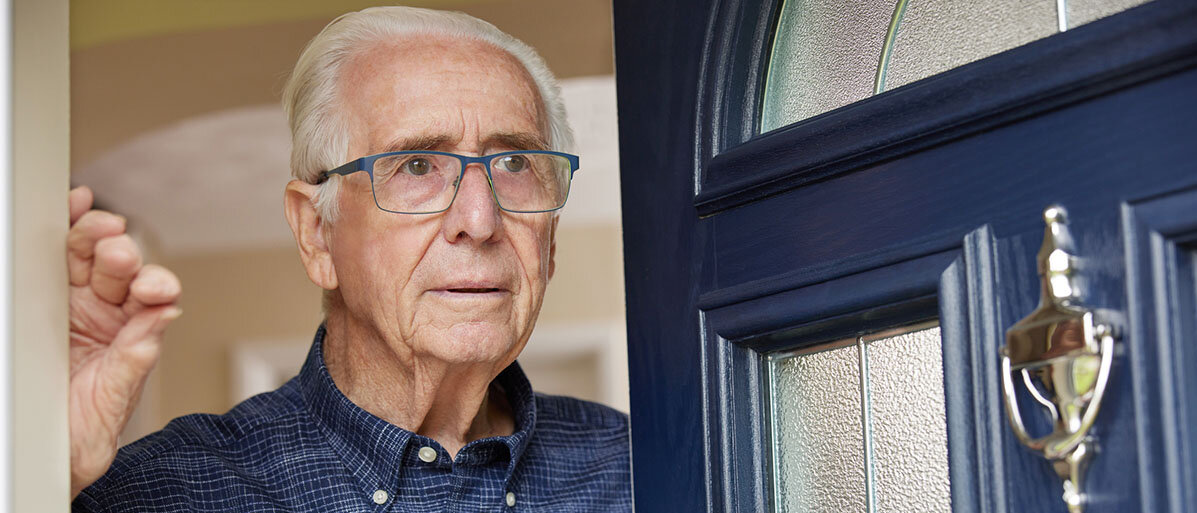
[71,487,107,513]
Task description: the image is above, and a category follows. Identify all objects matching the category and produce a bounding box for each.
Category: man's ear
[284,180,338,291]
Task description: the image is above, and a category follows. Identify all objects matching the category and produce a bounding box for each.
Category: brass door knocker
[1002,206,1116,513]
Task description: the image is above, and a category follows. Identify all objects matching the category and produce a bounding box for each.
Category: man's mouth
[446,288,503,293]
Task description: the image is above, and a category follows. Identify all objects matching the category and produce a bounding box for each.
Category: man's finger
[90,235,142,305]
[69,186,94,226]
[67,210,126,286]
[107,305,180,379]
[101,305,180,405]
[125,264,182,314]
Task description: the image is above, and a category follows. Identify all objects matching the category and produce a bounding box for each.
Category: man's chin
[420,323,520,365]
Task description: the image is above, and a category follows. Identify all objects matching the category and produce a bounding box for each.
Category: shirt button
[505,491,516,507]
[372,489,389,505]
[418,446,437,463]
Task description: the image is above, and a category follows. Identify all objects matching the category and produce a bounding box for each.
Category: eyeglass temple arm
[318,160,364,184]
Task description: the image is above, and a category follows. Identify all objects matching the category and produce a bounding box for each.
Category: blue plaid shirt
[73,326,632,512]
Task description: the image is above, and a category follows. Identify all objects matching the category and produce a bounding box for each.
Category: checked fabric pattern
[74,326,632,512]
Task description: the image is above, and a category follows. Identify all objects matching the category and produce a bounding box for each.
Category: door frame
[4,0,71,510]
[614,0,1197,511]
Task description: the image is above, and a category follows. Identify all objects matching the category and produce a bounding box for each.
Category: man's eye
[496,155,529,173]
[403,158,433,176]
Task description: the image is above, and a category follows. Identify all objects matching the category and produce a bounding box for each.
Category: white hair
[281,6,574,221]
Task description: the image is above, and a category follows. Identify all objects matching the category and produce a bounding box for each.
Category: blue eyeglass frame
[318,149,581,215]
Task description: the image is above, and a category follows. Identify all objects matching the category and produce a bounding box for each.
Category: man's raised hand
[67,186,181,498]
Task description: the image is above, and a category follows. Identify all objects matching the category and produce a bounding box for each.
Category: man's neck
[321,314,516,459]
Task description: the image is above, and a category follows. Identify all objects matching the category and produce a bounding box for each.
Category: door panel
[1122,187,1197,511]
[614,0,1197,512]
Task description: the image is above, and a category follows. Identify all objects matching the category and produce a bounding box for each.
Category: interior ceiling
[71,0,490,50]
[70,0,618,256]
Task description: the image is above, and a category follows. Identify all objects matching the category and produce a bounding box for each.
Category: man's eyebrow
[485,132,549,152]
[380,134,454,153]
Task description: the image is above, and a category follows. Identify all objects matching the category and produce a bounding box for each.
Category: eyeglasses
[319,150,580,214]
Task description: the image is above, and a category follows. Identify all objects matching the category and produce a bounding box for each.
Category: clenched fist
[67,186,182,498]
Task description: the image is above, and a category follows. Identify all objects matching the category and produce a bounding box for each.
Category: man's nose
[442,163,503,243]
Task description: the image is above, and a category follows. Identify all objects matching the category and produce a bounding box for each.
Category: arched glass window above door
[760,0,1152,132]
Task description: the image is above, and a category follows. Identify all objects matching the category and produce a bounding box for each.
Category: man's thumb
[108,305,180,376]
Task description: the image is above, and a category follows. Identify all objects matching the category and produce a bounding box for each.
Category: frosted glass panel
[1069,0,1152,27]
[768,322,946,513]
[865,325,950,513]
[770,342,866,513]
[761,0,1156,130]
[760,0,893,131]
[883,1,1056,91]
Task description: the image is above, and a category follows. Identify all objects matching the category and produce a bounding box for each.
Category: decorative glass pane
[882,1,1056,91]
[769,341,866,513]
[864,324,950,513]
[761,0,1156,131]
[767,322,946,513]
[760,0,894,132]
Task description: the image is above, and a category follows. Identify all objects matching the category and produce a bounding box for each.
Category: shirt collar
[297,325,538,494]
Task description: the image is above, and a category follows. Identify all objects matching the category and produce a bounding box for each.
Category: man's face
[329,37,557,368]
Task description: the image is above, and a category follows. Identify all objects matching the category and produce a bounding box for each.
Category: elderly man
[67,6,630,511]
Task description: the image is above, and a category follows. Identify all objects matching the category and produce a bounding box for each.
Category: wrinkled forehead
[337,35,548,149]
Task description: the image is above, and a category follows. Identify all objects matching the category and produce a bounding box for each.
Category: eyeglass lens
[370,152,572,213]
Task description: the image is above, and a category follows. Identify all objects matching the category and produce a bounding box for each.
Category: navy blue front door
[613,0,1197,511]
